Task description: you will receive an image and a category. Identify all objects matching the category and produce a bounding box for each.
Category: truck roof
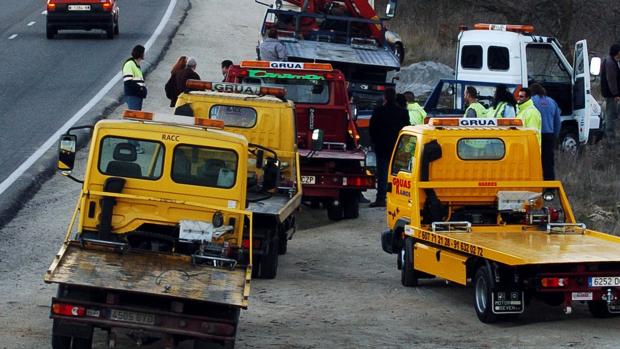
[459,29,554,45]
[187,90,295,107]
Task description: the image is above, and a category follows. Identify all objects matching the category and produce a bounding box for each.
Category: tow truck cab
[381,118,620,323]
[226,62,375,221]
[456,24,602,153]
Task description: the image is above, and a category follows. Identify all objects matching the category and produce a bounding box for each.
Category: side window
[488,46,509,70]
[457,139,505,160]
[526,44,571,83]
[98,137,164,180]
[391,135,417,175]
[461,45,483,69]
[171,145,238,188]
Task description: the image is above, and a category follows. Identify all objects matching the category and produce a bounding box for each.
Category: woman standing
[488,85,516,118]
[165,56,187,107]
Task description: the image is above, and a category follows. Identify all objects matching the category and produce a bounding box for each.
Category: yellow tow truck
[44,96,297,348]
[381,117,620,322]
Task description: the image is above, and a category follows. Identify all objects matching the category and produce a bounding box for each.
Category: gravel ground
[1,1,619,348]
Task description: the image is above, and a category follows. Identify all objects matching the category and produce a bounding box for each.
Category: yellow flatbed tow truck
[381,117,620,322]
[44,105,293,348]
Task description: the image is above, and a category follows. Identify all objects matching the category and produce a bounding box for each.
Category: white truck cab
[455,24,601,153]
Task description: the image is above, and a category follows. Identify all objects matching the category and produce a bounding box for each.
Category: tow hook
[563,293,572,315]
[563,305,572,315]
[603,288,615,305]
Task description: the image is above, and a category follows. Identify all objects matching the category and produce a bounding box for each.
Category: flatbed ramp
[415,229,620,266]
[45,243,249,308]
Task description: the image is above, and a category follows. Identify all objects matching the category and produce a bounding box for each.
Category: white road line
[8,34,18,40]
[42,10,47,15]
[0,0,178,197]
[28,21,36,26]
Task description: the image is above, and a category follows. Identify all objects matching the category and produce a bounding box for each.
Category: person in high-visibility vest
[516,87,542,145]
[488,84,516,118]
[122,45,146,110]
[404,91,427,125]
[463,86,486,118]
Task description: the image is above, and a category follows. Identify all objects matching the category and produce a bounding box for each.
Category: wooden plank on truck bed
[44,243,249,308]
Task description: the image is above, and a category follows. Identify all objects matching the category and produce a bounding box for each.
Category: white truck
[455,24,602,153]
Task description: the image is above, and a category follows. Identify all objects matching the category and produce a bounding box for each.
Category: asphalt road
[0,0,172,194]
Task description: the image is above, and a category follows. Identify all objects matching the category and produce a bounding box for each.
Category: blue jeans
[375,153,389,203]
[125,95,143,110]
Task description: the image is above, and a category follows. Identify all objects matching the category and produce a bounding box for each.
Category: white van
[455,24,601,153]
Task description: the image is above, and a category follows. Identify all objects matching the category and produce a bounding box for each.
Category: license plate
[109,309,155,325]
[68,5,91,11]
[572,292,593,301]
[301,176,316,185]
[588,276,620,287]
[492,291,524,314]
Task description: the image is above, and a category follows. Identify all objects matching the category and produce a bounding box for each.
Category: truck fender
[381,218,410,254]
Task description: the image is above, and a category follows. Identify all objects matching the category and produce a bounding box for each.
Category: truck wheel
[46,26,56,39]
[474,265,498,323]
[326,202,343,221]
[588,300,614,318]
[559,131,578,155]
[52,334,71,349]
[343,192,359,219]
[278,231,288,255]
[257,236,279,279]
[401,237,418,287]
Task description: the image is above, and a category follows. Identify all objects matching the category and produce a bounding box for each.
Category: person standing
[463,86,486,118]
[516,87,542,145]
[530,83,561,180]
[259,28,288,61]
[403,91,427,125]
[488,84,516,118]
[165,56,187,107]
[175,57,201,95]
[221,60,233,81]
[122,45,147,110]
[369,87,410,207]
[600,44,620,146]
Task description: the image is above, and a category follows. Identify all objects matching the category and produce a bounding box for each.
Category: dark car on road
[46,0,119,39]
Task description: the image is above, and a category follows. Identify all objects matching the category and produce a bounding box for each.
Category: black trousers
[541,133,556,180]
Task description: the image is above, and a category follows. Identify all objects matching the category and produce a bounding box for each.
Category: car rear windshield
[242,71,330,104]
[171,145,238,189]
[98,137,164,180]
[457,139,505,160]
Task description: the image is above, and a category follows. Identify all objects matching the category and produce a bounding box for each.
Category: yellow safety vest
[517,99,542,145]
[464,102,487,118]
[407,102,427,125]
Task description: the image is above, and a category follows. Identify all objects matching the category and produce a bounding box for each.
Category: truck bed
[412,228,620,266]
[45,242,250,308]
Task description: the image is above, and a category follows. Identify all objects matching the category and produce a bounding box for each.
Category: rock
[395,61,454,100]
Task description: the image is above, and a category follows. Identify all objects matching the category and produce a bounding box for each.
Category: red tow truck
[226,60,375,220]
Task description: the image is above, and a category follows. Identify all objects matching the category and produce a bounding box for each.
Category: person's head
[493,84,516,106]
[131,45,145,61]
[396,93,407,109]
[383,86,396,105]
[464,86,478,104]
[529,83,546,97]
[186,57,197,70]
[609,44,620,60]
[267,27,278,39]
[403,91,415,103]
[221,59,233,76]
[517,87,532,104]
[171,56,187,73]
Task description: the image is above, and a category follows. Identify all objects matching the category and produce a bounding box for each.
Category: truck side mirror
[256,149,264,169]
[385,0,397,18]
[350,103,358,121]
[590,57,601,76]
[312,129,324,151]
[58,134,77,173]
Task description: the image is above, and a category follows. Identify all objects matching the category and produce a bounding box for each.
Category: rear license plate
[588,276,620,287]
[572,292,593,301]
[109,309,155,325]
[68,5,91,11]
[492,291,524,314]
[301,176,316,185]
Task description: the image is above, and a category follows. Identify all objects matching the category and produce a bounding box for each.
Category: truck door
[572,40,592,143]
[387,134,417,227]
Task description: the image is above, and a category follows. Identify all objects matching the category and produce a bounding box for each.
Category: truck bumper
[47,13,114,30]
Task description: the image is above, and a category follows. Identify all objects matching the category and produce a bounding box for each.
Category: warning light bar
[122,110,224,129]
[429,118,523,127]
[186,80,286,98]
[195,118,225,128]
[123,110,154,121]
[473,23,535,34]
[239,60,333,71]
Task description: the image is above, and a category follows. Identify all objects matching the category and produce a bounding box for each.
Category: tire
[473,265,498,323]
[106,22,114,39]
[52,334,71,349]
[256,236,279,279]
[46,26,56,39]
[194,339,234,349]
[114,18,119,35]
[559,131,578,155]
[393,42,405,64]
[278,231,288,255]
[326,201,343,221]
[400,237,418,287]
[588,300,614,318]
[342,192,359,219]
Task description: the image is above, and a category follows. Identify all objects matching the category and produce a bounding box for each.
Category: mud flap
[491,291,525,314]
[53,319,93,339]
[381,230,395,254]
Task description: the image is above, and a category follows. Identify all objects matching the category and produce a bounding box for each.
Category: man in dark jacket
[175,57,201,97]
[369,87,410,207]
[601,44,620,145]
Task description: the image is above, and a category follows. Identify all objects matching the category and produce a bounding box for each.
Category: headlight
[543,190,555,202]
[212,211,224,228]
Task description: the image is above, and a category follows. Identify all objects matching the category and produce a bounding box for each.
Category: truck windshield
[171,145,238,189]
[457,139,505,160]
[526,44,571,84]
[243,74,330,104]
[98,137,164,179]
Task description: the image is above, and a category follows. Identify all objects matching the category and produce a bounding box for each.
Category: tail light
[47,1,57,12]
[541,277,569,288]
[242,239,261,249]
[102,1,113,12]
[52,303,86,317]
